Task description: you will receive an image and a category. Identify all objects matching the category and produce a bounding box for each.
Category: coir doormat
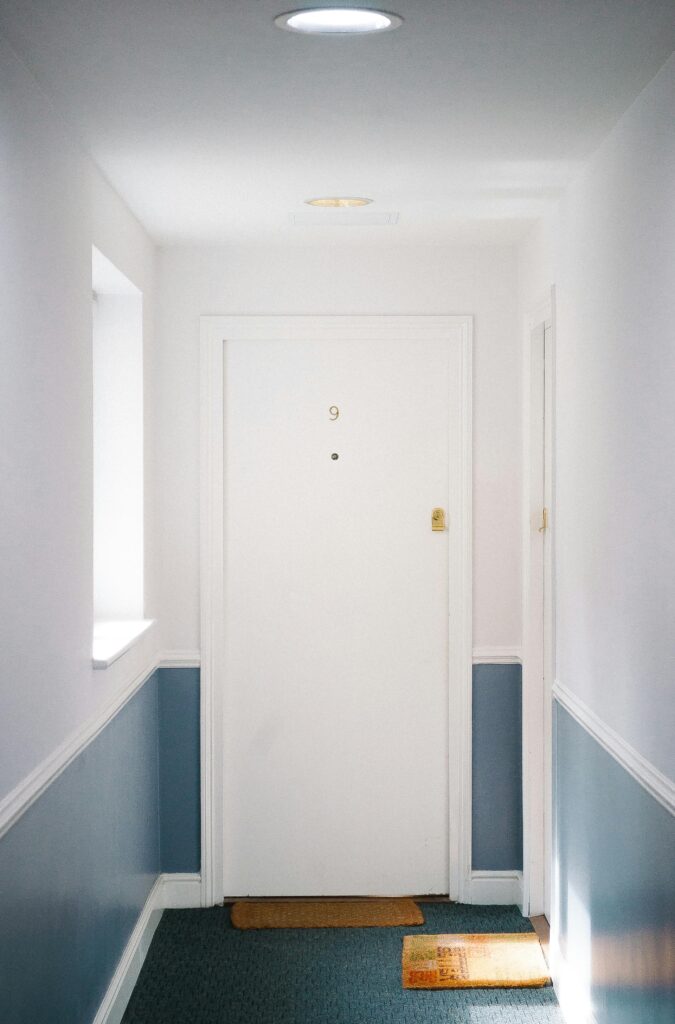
[402,933,550,988]
[231,898,424,929]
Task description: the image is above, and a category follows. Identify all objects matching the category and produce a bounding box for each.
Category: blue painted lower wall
[158,667,201,872]
[554,703,675,1024]
[0,659,525,1021]
[0,666,201,1024]
[472,663,523,871]
[0,676,160,1024]
[7,659,671,1023]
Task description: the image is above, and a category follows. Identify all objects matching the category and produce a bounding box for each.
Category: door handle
[538,508,549,533]
[431,508,446,531]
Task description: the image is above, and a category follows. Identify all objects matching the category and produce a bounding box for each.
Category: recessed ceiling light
[275,8,402,35]
[305,197,373,207]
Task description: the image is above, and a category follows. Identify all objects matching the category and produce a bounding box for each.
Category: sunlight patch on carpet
[402,933,550,989]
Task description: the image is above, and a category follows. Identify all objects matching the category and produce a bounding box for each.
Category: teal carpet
[122,903,563,1023]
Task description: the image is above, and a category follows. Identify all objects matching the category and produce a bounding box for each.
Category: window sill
[92,619,154,669]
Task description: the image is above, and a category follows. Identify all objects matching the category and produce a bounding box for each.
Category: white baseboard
[92,875,163,1024]
[94,873,202,1024]
[469,870,523,905]
[158,872,202,909]
[550,936,598,1024]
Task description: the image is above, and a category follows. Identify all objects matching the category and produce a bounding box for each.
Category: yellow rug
[402,933,550,988]
[231,898,424,929]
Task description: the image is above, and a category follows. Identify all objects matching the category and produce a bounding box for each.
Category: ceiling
[2,1,674,246]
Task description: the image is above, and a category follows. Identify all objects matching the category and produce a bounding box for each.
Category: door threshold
[222,893,453,905]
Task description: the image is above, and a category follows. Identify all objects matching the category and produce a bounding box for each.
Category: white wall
[156,243,522,654]
[518,54,675,778]
[0,37,158,800]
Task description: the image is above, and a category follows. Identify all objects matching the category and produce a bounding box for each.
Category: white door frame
[199,315,473,906]
[521,289,556,917]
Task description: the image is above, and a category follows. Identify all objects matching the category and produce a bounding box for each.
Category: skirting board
[469,870,523,906]
[94,873,201,1024]
[159,872,203,909]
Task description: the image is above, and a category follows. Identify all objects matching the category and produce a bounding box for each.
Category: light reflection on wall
[552,704,675,1024]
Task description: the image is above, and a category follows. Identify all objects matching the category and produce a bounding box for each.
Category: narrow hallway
[1,5,673,1024]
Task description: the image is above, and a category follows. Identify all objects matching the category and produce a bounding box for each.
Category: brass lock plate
[431,507,446,531]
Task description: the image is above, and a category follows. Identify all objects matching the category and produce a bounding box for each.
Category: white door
[219,317,470,896]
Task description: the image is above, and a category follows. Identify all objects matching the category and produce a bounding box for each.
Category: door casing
[199,315,473,906]
[521,291,556,918]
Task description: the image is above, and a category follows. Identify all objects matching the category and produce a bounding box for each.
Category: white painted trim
[200,318,225,908]
[0,654,159,841]
[92,619,155,669]
[452,317,473,904]
[158,650,202,668]
[469,871,523,906]
[0,653,202,842]
[472,647,522,664]
[92,875,163,1024]
[553,680,675,817]
[200,315,473,906]
[158,872,203,909]
[521,288,556,918]
[93,873,202,1024]
[541,305,556,921]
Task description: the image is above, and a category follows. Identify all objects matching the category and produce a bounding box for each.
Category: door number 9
[329,406,339,421]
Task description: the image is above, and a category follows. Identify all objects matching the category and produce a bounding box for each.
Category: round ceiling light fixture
[305,197,373,207]
[275,8,402,35]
